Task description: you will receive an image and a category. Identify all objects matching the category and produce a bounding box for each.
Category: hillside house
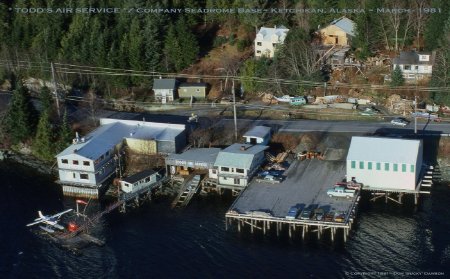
[392,51,435,82]
[318,17,355,47]
[178,83,208,99]
[153,78,178,103]
[254,26,289,58]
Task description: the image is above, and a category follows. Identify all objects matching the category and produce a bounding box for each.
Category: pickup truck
[327,186,355,198]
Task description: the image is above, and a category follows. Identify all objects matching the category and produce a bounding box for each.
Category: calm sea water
[0,160,449,278]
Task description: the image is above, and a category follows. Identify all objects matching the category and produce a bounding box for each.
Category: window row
[350,161,415,173]
[71,172,89,180]
[220,167,245,174]
[62,159,90,166]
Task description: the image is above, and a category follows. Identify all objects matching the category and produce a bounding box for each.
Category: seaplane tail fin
[38,211,44,218]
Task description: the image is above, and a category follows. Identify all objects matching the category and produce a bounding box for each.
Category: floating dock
[172,175,201,208]
[225,157,360,241]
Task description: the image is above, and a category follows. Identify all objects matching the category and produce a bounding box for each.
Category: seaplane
[26,209,73,233]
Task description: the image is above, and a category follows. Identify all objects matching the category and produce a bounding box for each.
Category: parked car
[314,208,325,221]
[327,186,355,198]
[299,206,314,220]
[286,206,301,219]
[390,117,409,127]
[324,211,335,222]
[256,175,282,184]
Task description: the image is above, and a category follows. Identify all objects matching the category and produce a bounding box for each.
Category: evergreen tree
[4,82,37,144]
[33,111,54,161]
[164,23,182,71]
[390,66,405,87]
[39,86,52,114]
[176,17,199,71]
[128,17,144,84]
[57,110,73,152]
[424,0,450,50]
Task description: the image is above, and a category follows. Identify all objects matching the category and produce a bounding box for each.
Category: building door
[234,178,240,185]
[335,37,339,45]
[250,138,257,145]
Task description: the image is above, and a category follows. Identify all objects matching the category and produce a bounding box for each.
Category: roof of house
[153,79,177,90]
[325,16,356,37]
[56,119,185,160]
[243,126,271,139]
[214,143,269,169]
[393,51,435,65]
[346,137,422,164]
[122,169,157,184]
[256,26,289,43]
[167,148,221,165]
[179,82,208,88]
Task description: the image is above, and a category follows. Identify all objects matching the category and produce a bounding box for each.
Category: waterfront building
[120,169,160,193]
[346,137,423,191]
[165,148,221,178]
[214,144,268,190]
[56,118,186,198]
[243,126,272,145]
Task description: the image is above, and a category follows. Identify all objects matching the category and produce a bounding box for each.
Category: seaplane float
[26,209,73,233]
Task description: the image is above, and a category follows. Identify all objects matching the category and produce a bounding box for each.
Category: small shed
[243,126,272,145]
[120,169,159,193]
[178,83,208,99]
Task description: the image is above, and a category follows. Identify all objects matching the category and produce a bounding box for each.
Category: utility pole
[232,78,237,141]
[414,95,418,135]
[51,62,61,118]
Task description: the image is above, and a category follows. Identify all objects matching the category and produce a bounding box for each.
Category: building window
[145,177,150,183]
[351,161,356,169]
[196,89,200,92]
[236,168,245,174]
[385,163,390,171]
[256,50,261,54]
[100,155,105,161]
[272,43,277,48]
[106,150,110,156]
[404,65,411,70]
[401,164,406,172]
[368,162,372,170]
[62,159,68,164]
[376,162,381,170]
[393,164,398,172]
[257,42,262,46]
[80,173,88,180]
[359,161,364,169]
[221,167,230,172]
[234,178,240,184]
[73,173,76,178]
[73,160,79,165]
[415,65,419,70]
[83,161,90,166]
[211,169,217,174]
[410,165,415,173]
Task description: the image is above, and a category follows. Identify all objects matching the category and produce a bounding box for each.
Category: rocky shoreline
[1,149,57,176]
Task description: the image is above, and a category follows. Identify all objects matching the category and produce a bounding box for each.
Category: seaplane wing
[50,209,73,219]
[26,219,46,227]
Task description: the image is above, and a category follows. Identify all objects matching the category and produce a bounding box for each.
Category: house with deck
[254,26,289,58]
[56,118,186,198]
[214,144,269,190]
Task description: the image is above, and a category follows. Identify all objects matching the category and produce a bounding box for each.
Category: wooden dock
[172,175,201,208]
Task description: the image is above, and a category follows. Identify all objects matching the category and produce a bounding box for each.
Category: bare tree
[414,0,431,50]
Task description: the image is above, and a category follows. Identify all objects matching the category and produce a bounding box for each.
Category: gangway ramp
[172,175,201,208]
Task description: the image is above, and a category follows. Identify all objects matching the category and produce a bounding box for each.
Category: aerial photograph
[0,0,449,278]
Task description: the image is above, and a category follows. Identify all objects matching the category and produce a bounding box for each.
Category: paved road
[221,118,450,135]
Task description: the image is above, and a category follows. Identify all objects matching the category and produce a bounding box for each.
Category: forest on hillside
[1,0,450,98]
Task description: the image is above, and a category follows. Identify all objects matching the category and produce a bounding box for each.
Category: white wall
[346,160,417,191]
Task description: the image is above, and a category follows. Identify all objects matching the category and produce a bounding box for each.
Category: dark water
[1,161,449,279]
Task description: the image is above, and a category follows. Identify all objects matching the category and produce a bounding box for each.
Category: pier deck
[226,157,360,241]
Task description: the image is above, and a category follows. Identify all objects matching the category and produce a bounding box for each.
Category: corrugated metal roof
[257,26,289,43]
[214,144,269,169]
[153,79,177,90]
[167,148,221,165]
[347,137,421,164]
[122,169,157,184]
[56,119,185,160]
[243,126,271,139]
[329,17,355,36]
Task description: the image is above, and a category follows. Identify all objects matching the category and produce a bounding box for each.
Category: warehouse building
[165,148,221,178]
[346,137,423,191]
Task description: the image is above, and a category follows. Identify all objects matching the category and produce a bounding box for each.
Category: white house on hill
[254,26,289,58]
[346,137,423,191]
[392,51,435,82]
